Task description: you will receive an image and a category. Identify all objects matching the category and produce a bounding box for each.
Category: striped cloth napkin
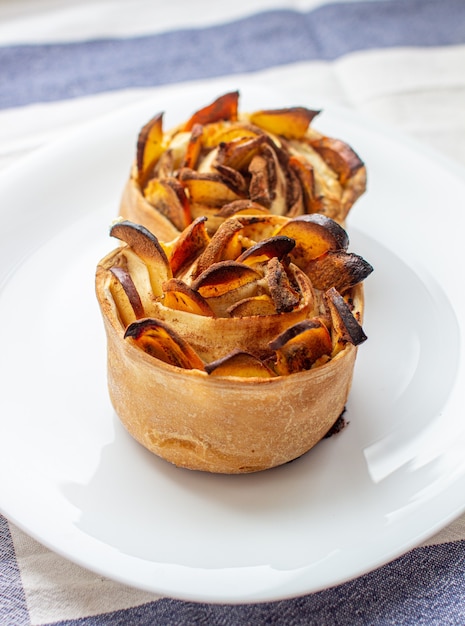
[1,1,465,624]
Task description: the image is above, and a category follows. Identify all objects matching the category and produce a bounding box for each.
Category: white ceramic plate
[1,84,465,604]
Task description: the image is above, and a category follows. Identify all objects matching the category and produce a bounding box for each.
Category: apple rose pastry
[96,210,373,474]
[120,91,367,241]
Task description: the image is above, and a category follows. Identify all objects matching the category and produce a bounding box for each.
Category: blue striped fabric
[1,0,464,109]
[0,517,30,626]
[32,541,465,625]
[3,506,464,626]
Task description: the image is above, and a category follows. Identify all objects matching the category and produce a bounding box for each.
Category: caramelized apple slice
[191,218,244,278]
[168,216,210,276]
[191,261,262,298]
[163,278,214,317]
[248,145,287,214]
[249,107,320,139]
[205,350,275,378]
[305,250,374,292]
[187,205,232,234]
[136,112,164,186]
[236,235,294,266]
[110,220,172,297]
[326,287,367,347]
[108,265,145,326]
[292,135,367,222]
[285,166,306,217]
[227,294,277,317]
[214,164,248,195]
[341,166,367,218]
[215,134,267,171]
[108,248,157,317]
[309,136,365,186]
[201,123,260,149]
[215,200,271,219]
[183,91,239,131]
[182,124,203,169]
[270,318,333,375]
[288,140,343,220]
[153,148,175,179]
[179,169,243,206]
[143,178,190,232]
[234,214,286,241]
[124,318,204,370]
[192,260,264,317]
[276,214,349,270]
[248,150,273,209]
[288,155,316,212]
[265,257,300,313]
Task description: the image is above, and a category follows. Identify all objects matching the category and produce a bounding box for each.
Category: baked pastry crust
[96,255,364,473]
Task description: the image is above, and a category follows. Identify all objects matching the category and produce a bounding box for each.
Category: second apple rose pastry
[120,91,367,241]
[96,208,373,473]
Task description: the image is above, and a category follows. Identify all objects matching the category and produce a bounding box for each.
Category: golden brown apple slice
[236,235,295,266]
[152,148,175,180]
[288,139,344,220]
[215,134,267,171]
[305,250,374,293]
[308,136,367,222]
[120,174,182,243]
[101,247,157,318]
[108,265,145,326]
[249,107,320,139]
[270,318,333,375]
[191,261,262,298]
[179,169,244,206]
[187,205,234,235]
[265,256,300,313]
[124,317,205,370]
[143,178,190,232]
[275,214,349,270]
[248,150,273,209]
[285,165,306,217]
[182,123,203,169]
[183,91,239,131]
[192,260,265,317]
[168,216,211,276]
[205,350,275,378]
[288,154,316,210]
[110,220,172,297]
[326,287,367,347]
[136,112,164,186]
[214,164,248,195]
[164,130,195,171]
[215,199,271,219]
[233,214,287,241]
[341,166,367,220]
[163,278,214,317]
[190,217,244,278]
[227,294,277,317]
[308,136,365,186]
[201,123,260,149]
[248,145,287,214]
